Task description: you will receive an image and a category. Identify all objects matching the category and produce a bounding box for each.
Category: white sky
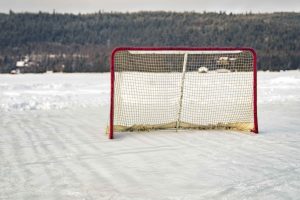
[0,0,299,14]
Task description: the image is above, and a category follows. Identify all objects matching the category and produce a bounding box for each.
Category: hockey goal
[109,47,258,139]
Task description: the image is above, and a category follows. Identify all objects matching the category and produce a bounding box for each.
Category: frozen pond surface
[0,71,300,199]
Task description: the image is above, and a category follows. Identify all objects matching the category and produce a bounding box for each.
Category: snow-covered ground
[0,71,300,199]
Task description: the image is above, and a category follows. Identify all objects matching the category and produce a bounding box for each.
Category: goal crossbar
[128,50,243,54]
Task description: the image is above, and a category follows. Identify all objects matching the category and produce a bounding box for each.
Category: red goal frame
[109,47,258,139]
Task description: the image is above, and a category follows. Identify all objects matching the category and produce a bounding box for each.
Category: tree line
[0,11,299,73]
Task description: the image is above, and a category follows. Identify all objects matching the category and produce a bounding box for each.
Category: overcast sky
[0,0,300,14]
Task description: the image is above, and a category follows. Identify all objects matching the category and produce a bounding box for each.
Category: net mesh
[111,49,255,133]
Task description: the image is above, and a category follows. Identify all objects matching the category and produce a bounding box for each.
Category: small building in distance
[11,56,40,74]
[216,56,238,72]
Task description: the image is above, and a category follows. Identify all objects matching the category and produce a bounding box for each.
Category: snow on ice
[0,71,299,199]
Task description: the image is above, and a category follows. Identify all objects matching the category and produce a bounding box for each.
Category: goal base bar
[107,122,256,134]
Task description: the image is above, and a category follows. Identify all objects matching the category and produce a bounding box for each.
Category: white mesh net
[110,49,256,135]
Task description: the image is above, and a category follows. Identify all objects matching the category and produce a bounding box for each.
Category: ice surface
[0,71,300,199]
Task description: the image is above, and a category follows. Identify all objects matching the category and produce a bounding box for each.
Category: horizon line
[1,9,300,15]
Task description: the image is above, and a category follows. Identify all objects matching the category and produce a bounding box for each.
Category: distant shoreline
[1,70,300,75]
[1,12,299,72]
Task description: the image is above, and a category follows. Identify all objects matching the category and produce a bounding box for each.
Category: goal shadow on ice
[110,129,258,140]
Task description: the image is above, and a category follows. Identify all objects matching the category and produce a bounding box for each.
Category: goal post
[109,47,258,139]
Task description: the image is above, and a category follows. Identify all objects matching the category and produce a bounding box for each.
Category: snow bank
[258,71,300,104]
[0,74,109,111]
[0,71,299,112]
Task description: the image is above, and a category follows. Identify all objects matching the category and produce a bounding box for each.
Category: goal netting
[109,48,258,139]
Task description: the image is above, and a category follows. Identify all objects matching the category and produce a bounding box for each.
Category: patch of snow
[0,73,110,111]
